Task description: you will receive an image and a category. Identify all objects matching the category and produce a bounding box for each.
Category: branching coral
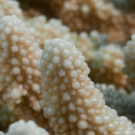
[27,14,128,89]
[95,84,135,122]
[25,15,127,89]
[17,0,135,44]
[0,1,135,134]
[6,120,49,135]
[39,38,135,135]
[25,15,108,53]
[26,15,70,49]
[58,0,135,44]
[0,15,54,133]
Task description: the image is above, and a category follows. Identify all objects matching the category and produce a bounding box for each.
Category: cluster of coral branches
[0,0,135,135]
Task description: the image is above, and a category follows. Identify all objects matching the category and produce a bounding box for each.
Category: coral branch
[39,38,135,134]
[6,120,49,135]
[0,15,42,110]
[0,0,23,19]
[0,15,54,132]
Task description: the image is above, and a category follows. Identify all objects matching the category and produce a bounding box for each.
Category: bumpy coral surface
[39,38,135,135]
[0,0,23,19]
[0,15,42,110]
[6,120,49,135]
[14,96,53,134]
[26,15,71,49]
[0,15,54,133]
[1,0,135,134]
[17,0,135,44]
[89,44,128,89]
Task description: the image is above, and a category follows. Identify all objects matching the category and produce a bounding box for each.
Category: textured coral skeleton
[25,15,128,89]
[6,120,49,135]
[39,38,135,135]
[88,44,128,89]
[0,15,42,110]
[0,14,53,133]
[0,0,135,134]
[0,0,23,19]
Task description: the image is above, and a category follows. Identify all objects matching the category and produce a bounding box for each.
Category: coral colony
[0,0,135,135]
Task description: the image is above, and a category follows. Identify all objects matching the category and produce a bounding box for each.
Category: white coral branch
[6,120,49,135]
[39,38,135,135]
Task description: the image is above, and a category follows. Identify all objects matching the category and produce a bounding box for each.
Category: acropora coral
[0,0,135,135]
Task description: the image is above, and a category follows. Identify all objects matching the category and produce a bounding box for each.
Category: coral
[14,97,54,134]
[0,103,18,132]
[58,0,134,44]
[123,34,135,91]
[0,0,24,19]
[17,0,135,44]
[6,120,49,135]
[25,15,70,49]
[0,1,135,134]
[27,14,128,89]
[89,44,128,89]
[39,38,135,134]
[26,15,108,50]
[25,15,108,52]
[0,15,42,110]
[26,15,127,89]
[0,15,54,134]
[95,84,135,122]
